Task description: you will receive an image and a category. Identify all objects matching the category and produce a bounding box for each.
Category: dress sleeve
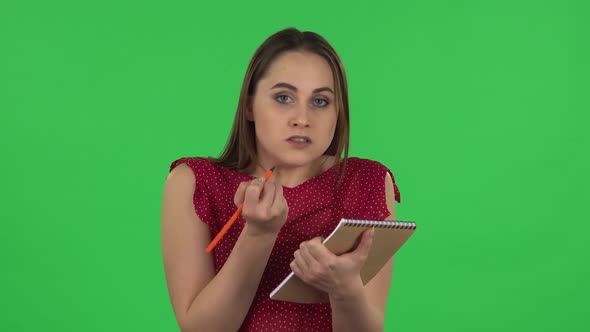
[169,157,215,228]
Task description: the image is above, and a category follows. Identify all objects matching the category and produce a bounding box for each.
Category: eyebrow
[271,82,334,94]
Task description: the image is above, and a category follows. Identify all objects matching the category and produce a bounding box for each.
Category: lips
[286,136,312,143]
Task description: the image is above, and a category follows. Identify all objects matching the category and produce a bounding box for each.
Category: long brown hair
[209,27,350,188]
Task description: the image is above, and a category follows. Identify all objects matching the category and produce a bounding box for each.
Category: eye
[313,98,329,107]
[275,95,292,104]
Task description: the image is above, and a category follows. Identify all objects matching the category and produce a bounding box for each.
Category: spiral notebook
[270,218,417,303]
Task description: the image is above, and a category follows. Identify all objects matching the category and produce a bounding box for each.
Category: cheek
[256,111,282,131]
[253,109,282,140]
[316,112,338,147]
[252,101,273,125]
[324,110,338,132]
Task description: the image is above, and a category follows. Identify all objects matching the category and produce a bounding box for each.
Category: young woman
[161,27,401,332]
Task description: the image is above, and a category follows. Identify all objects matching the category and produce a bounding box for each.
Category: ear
[246,96,254,122]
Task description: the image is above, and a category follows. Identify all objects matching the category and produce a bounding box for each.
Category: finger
[234,182,248,207]
[297,242,316,268]
[270,183,286,215]
[305,237,333,264]
[258,181,276,210]
[243,178,265,214]
[293,248,310,271]
[290,260,305,280]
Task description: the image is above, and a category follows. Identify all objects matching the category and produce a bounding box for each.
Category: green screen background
[1,0,588,331]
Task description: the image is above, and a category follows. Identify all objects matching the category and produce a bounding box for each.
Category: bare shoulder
[162,163,199,222]
[384,172,396,220]
[165,163,195,189]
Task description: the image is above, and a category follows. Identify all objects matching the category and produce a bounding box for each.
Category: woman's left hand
[290,228,375,299]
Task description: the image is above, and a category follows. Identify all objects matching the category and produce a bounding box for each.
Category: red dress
[169,157,401,331]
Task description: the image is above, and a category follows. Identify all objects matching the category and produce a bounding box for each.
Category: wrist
[242,224,279,241]
[329,276,365,303]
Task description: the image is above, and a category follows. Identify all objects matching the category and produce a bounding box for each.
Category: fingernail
[370,228,375,237]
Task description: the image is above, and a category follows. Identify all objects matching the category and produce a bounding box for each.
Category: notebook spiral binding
[343,219,417,229]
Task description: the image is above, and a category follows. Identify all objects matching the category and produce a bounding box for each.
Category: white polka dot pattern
[168,157,401,331]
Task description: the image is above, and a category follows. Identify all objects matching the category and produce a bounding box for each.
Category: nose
[289,107,310,128]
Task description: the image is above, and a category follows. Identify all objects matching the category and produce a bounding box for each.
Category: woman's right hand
[234,178,289,237]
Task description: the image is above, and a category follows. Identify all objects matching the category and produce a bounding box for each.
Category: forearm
[330,282,384,332]
[182,225,277,331]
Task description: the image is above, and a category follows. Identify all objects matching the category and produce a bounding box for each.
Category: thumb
[348,228,374,260]
[234,182,248,207]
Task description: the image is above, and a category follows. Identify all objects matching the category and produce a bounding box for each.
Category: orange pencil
[206,166,276,253]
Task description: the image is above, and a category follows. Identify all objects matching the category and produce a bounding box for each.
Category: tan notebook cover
[269,219,417,303]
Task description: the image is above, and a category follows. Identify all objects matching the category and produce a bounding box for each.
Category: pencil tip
[270,166,276,172]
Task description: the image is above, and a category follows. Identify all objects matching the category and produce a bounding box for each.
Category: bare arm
[161,164,285,331]
[330,172,397,332]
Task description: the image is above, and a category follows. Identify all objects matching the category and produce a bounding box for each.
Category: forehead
[260,51,334,89]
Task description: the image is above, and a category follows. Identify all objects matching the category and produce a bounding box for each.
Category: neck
[249,156,335,188]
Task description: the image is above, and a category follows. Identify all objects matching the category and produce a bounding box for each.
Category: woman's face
[248,51,338,169]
